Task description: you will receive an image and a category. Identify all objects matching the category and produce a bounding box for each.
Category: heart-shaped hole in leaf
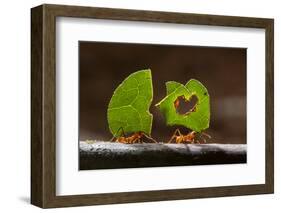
[174,95,198,115]
[155,79,210,132]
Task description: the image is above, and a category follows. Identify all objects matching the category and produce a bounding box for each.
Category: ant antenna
[202,132,211,139]
[110,127,125,141]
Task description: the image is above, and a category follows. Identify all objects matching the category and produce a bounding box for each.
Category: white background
[57,18,265,195]
[0,0,279,212]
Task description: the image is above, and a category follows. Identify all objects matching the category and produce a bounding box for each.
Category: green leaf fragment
[166,81,183,95]
[107,69,153,137]
[156,79,210,132]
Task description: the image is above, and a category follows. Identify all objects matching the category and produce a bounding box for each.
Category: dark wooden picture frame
[31,4,274,208]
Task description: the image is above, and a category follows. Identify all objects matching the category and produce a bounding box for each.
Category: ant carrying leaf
[168,129,211,144]
[107,69,154,140]
[156,79,211,143]
[111,127,157,144]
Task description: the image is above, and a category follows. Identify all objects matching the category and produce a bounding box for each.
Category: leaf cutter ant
[168,129,211,144]
[110,127,157,144]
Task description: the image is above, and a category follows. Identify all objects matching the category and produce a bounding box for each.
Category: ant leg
[174,129,182,136]
[132,138,137,144]
[199,134,206,143]
[198,132,210,143]
[143,133,158,143]
[202,132,211,139]
[131,137,139,144]
[128,134,138,144]
[188,130,196,134]
[168,135,176,143]
[168,129,181,143]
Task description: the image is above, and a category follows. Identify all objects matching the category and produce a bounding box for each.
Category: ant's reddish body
[111,127,157,144]
[168,129,211,144]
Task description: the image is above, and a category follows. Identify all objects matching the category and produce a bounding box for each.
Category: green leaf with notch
[107,69,153,137]
[155,79,210,132]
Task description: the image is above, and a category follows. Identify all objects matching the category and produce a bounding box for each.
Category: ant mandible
[168,129,211,144]
[110,127,157,144]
